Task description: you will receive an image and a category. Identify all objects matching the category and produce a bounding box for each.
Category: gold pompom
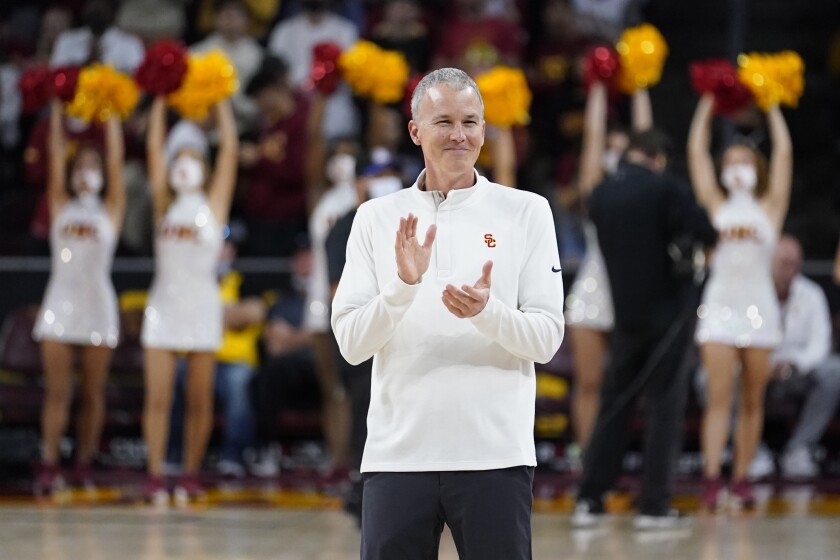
[338,40,409,104]
[65,64,139,123]
[167,49,239,120]
[737,50,805,111]
[616,23,669,94]
[475,66,532,128]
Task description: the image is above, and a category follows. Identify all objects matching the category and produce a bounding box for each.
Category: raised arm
[146,96,170,221]
[46,100,70,216]
[103,115,126,231]
[687,93,725,214]
[578,81,607,196]
[762,104,793,233]
[631,87,653,131]
[207,99,239,223]
[491,126,516,188]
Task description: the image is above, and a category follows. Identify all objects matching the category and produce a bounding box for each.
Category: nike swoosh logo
[552,266,562,273]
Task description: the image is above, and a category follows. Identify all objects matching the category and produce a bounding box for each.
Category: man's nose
[450,123,466,141]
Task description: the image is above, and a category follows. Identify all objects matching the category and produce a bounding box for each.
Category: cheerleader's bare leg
[75,346,112,465]
[570,326,608,451]
[182,351,215,474]
[701,342,739,478]
[733,347,772,482]
[143,347,177,476]
[40,340,75,465]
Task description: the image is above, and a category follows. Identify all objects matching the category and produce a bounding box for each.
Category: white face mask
[721,163,757,194]
[368,176,403,199]
[603,149,622,175]
[72,169,103,195]
[169,156,205,194]
[326,153,356,185]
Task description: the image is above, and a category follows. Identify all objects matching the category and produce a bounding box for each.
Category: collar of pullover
[411,169,486,209]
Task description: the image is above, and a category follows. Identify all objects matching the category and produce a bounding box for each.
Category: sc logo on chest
[484,234,496,248]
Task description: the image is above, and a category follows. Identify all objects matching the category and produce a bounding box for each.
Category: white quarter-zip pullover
[332,171,565,472]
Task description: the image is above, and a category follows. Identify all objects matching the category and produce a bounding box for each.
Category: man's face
[408,84,485,177]
[216,4,248,40]
[256,83,295,121]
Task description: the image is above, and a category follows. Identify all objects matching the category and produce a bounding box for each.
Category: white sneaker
[633,510,691,531]
[570,499,606,529]
[217,460,246,479]
[781,447,818,479]
[747,444,775,480]
[247,444,281,478]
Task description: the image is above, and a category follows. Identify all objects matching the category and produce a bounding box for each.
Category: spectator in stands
[689,94,793,510]
[50,0,145,73]
[140,98,238,505]
[249,239,317,477]
[196,0,282,40]
[192,0,264,132]
[115,0,187,46]
[240,57,316,256]
[570,0,635,40]
[370,0,431,73]
[32,100,126,495]
[36,6,74,64]
[749,235,840,479]
[167,232,267,478]
[267,0,359,140]
[432,0,523,75]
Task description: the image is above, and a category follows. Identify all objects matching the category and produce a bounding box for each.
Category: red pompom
[135,40,188,95]
[309,42,343,95]
[583,45,621,92]
[690,58,754,117]
[19,65,51,114]
[50,66,80,102]
[403,73,423,119]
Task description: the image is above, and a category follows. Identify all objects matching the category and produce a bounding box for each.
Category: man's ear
[408,120,421,146]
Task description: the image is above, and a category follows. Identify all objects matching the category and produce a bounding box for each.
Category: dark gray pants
[578,322,693,515]
[361,467,534,560]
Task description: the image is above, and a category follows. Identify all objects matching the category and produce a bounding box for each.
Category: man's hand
[395,213,436,285]
[442,260,493,318]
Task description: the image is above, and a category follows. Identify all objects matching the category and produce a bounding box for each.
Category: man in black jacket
[572,129,717,529]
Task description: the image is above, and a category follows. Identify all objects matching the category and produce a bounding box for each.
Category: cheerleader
[141,97,237,504]
[33,100,125,495]
[688,93,792,509]
[565,80,651,453]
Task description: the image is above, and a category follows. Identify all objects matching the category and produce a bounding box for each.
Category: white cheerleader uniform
[141,192,223,351]
[32,196,120,348]
[695,191,782,348]
[564,221,614,331]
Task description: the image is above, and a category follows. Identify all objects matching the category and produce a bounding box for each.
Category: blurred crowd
[0,0,648,259]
